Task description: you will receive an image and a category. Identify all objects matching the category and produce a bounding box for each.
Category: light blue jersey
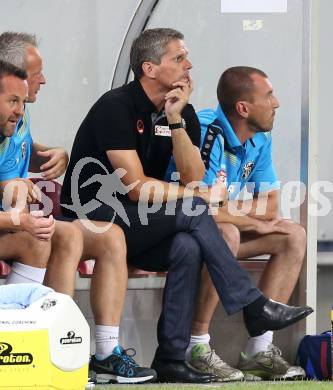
[0,107,33,181]
[198,105,279,199]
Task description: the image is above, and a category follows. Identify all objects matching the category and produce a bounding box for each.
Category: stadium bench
[0,178,267,288]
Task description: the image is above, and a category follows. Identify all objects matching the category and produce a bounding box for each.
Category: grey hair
[0,32,38,70]
[130,28,184,79]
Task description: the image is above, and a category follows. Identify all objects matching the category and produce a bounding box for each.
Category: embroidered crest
[136,119,144,134]
[242,161,254,179]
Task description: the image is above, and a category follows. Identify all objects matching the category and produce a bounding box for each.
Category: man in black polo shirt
[61,28,313,383]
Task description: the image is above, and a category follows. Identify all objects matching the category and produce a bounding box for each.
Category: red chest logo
[136,119,144,134]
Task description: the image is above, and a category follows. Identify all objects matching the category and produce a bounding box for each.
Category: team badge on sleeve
[216,164,227,184]
[242,161,254,179]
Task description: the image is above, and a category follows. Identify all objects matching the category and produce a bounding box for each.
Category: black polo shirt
[61,78,201,208]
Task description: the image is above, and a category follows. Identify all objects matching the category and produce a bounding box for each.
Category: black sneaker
[89,345,157,384]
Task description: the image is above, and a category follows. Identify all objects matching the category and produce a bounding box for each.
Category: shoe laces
[205,349,228,368]
[263,345,290,368]
[118,347,139,367]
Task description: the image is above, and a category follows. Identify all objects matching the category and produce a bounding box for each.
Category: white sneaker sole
[96,372,156,384]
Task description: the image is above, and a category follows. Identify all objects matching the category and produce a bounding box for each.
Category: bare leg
[191,223,240,335]
[0,231,51,267]
[44,221,83,294]
[238,220,306,303]
[73,221,127,326]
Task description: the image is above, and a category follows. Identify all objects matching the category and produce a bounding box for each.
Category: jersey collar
[130,78,157,114]
[215,105,256,152]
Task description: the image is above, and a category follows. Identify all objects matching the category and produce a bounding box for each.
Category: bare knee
[52,222,83,259]
[280,221,306,248]
[279,220,307,262]
[18,235,51,267]
[217,223,240,256]
[96,225,127,264]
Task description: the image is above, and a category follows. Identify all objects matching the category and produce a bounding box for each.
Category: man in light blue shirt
[187,67,307,380]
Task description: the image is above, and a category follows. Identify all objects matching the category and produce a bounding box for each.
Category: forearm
[213,205,264,232]
[171,128,205,184]
[227,193,279,221]
[129,176,201,203]
[0,211,28,231]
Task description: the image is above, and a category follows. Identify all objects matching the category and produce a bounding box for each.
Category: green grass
[92,381,332,390]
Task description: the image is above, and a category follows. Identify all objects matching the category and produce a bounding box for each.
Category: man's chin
[2,123,17,137]
[27,95,37,103]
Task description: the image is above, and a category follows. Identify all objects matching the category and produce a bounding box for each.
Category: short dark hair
[217,66,268,115]
[130,28,184,78]
[0,60,27,92]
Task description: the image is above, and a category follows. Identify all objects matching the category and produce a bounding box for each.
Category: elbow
[180,165,205,186]
[128,188,141,202]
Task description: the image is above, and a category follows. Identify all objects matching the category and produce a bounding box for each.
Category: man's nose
[185,58,192,70]
[40,73,46,85]
[14,102,25,117]
[273,95,280,109]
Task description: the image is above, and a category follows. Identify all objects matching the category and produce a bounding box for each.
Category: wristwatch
[169,118,186,130]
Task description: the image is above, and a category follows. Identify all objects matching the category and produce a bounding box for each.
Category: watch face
[181,117,186,129]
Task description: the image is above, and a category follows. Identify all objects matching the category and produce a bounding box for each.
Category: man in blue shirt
[187,67,307,380]
[0,60,56,277]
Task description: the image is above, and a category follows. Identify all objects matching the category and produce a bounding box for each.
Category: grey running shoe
[189,343,244,382]
[238,344,306,380]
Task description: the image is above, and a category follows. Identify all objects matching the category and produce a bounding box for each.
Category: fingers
[40,154,59,171]
[38,148,68,179]
[37,150,51,157]
[30,210,44,218]
[165,88,183,101]
[41,166,64,180]
[272,226,289,235]
[40,160,67,179]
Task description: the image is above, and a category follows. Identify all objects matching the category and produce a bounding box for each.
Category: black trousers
[70,197,261,360]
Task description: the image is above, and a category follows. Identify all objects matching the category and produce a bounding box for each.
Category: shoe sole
[155,377,215,383]
[190,367,244,382]
[94,372,156,384]
[242,369,305,381]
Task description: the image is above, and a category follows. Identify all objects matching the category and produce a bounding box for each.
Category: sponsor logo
[136,119,144,134]
[40,299,57,311]
[154,125,171,137]
[0,343,33,365]
[259,360,274,370]
[60,331,82,345]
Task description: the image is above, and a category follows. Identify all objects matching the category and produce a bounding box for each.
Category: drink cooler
[0,292,90,389]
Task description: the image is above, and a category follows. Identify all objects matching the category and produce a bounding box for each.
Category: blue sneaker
[89,345,157,384]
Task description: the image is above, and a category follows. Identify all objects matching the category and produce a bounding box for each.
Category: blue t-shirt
[198,105,279,199]
[165,105,280,199]
[0,107,32,181]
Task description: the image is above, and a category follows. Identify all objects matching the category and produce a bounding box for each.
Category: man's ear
[141,61,156,79]
[235,101,249,119]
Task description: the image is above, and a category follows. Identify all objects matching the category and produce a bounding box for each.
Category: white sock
[244,331,273,357]
[95,324,119,360]
[186,333,211,360]
[5,262,46,284]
